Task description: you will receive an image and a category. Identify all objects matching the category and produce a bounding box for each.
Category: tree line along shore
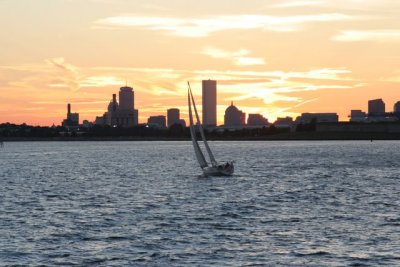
[1,122,400,141]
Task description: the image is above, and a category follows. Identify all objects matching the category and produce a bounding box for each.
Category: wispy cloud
[201,47,266,66]
[46,57,81,91]
[380,70,400,82]
[333,30,400,42]
[95,13,355,37]
[2,59,358,124]
[272,1,323,8]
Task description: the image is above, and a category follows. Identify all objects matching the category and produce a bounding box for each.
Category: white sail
[188,87,208,168]
[188,84,218,166]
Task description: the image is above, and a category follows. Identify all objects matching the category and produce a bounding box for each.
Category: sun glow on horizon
[1,0,400,126]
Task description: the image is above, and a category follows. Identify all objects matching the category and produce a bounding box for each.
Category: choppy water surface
[0,141,399,266]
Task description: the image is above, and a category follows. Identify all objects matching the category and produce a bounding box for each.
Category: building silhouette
[62,103,79,127]
[394,101,400,114]
[274,117,293,127]
[350,110,367,122]
[102,86,139,127]
[368,98,385,116]
[167,108,180,128]
[224,102,246,127]
[148,115,166,128]
[202,80,217,127]
[119,86,134,110]
[247,114,269,126]
[296,113,338,124]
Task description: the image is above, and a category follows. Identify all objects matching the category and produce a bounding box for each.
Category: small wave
[293,251,331,257]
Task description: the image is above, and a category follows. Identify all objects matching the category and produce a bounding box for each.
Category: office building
[394,101,400,114]
[148,115,166,128]
[274,117,293,127]
[247,114,269,126]
[167,108,180,128]
[296,113,338,124]
[62,103,79,127]
[224,102,246,127]
[350,110,366,122]
[104,86,139,127]
[202,80,217,127]
[119,86,134,110]
[368,98,385,116]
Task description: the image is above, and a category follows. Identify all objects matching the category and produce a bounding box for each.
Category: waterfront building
[350,110,367,122]
[148,115,166,128]
[202,79,217,127]
[178,119,186,127]
[167,108,180,128]
[275,117,293,125]
[119,86,134,110]
[224,102,246,127]
[394,101,400,114]
[274,117,293,128]
[368,98,385,116]
[62,103,79,127]
[103,87,139,127]
[247,114,269,126]
[95,116,105,125]
[296,113,338,124]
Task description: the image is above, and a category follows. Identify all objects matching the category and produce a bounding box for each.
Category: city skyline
[1,0,400,126]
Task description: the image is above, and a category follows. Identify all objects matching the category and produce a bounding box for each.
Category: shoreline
[2,132,400,141]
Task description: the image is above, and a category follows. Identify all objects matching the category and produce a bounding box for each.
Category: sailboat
[187,82,234,176]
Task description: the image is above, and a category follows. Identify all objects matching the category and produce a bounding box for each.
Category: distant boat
[187,82,234,176]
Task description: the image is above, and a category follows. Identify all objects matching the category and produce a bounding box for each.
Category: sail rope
[188,83,218,166]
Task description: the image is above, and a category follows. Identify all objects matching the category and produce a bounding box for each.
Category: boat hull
[203,163,234,176]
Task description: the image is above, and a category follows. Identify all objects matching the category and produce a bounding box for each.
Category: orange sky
[1,0,400,126]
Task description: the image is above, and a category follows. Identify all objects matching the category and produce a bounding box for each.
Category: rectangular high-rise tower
[202,80,217,127]
[368,98,385,116]
[167,108,180,128]
[119,86,134,110]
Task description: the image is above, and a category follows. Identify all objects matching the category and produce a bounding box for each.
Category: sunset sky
[1,0,400,126]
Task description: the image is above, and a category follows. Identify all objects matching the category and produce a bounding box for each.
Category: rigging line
[188,83,208,168]
[188,82,217,166]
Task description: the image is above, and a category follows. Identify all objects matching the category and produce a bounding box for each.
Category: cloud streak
[272,1,323,8]
[201,47,266,66]
[95,13,355,37]
[333,30,400,42]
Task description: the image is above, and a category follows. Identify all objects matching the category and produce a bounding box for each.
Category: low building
[394,101,400,114]
[178,119,186,128]
[62,104,79,127]
[167,108,180,128]
[148,115,166,128]
[317,122,400,133]
[95,116,105,126]
[224,102,246,127]
[350,110,367,122]
[274,117,293,127]
[368,98,385,116]
[296,113,338,124]
[247,114,269,126]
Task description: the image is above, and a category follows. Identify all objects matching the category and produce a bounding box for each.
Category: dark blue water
[0,141,399,266]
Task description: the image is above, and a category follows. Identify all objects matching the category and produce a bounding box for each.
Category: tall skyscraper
[102,86,139,127]
[167,108,180,128]
[368,98,385,116]
[119,86,134,110]
[202,80,217,127]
